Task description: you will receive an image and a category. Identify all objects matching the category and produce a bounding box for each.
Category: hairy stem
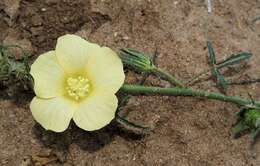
[120,84,260,107]
[152,68,184,87]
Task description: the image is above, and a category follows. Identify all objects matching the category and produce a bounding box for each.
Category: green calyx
[119,48,184,87]
[119,48,156,73]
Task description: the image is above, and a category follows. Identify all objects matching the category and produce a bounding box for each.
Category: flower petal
[55,34,99,73]
[86,47,125,94]
[30,97,76,132]
[73,91,118,131]
[30,51,66,98]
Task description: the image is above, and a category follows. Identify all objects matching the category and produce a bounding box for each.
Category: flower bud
[119,48,155,73]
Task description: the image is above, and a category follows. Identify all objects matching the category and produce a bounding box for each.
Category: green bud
[119,48,155,73]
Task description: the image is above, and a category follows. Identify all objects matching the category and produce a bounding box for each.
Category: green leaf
[232,121,249,138]
[236,107,248,117]
[212,68,228,89]
[119,95,131,107]
[255,117,260,128]
[250,128,260,141]
[121,48,144,56]
[244,109,260,128]
[217,52,252,69]
[0,44,32,91]
[211,67,218,78]
[116,95,131,115]
[115,115,151,134]
[207,41,217,65]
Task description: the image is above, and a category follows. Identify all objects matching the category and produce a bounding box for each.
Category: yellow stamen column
[66,76,90,101]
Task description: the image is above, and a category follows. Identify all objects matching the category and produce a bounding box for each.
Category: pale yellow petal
[30,97,76,132]
[86,47,125,94]
[73,91,118,131]
[30,51,66,98]
[55,34,99,73]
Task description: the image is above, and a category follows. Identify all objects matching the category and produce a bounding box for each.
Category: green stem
[120,84,260,107]
[152,68,184,87]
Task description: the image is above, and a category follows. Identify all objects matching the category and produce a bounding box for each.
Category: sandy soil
[1,0,260,165]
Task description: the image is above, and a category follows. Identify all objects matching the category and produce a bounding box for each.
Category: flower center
[66,76,90,101]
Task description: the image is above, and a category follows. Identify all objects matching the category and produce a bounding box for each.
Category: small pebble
[114,32,118,37]
[122,36,130,40]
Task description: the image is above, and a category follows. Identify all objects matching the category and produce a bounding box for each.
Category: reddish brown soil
[1,0,260,165]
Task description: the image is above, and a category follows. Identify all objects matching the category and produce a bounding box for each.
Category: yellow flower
[30,34,125,132]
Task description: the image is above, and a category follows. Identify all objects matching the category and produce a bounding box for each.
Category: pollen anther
[66,76,90,101]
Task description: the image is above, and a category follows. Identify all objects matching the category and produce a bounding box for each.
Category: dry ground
[1,0,260,165]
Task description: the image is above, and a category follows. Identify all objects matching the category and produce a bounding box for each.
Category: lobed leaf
[207,41,217,65]
[212,68,228,89]
[217,52,252,69]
